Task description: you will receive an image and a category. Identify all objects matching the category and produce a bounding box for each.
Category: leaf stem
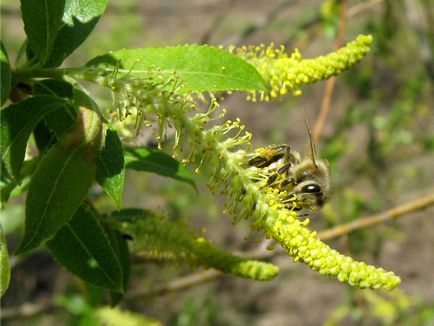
[12,67,83,82]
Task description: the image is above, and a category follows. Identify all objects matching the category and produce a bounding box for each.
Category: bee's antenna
[302,109,318,168]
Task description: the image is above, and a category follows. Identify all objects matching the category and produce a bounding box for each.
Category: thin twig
[313,76,337,142]
[346,0,383,18]
[200,0,238,44]
[284,0,383,51]
[223,0,295,46]
[312,0,384,142]
[126,270,223,301]
[0,301,53,320]
[318,193,434,240]
[313,1,347,142]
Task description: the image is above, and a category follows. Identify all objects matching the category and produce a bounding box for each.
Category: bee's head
[292,159,330,212]
[289,114,331,212]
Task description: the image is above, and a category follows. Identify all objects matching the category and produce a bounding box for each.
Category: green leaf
[45,0,108,67]
[0,95,71,179]
[1,41,11,105]
[34,78,105,119]
[47,206,123,292]
[124,147,196,190]
[15,144,95,254]
[86,45,267,93]
[106,228,130,306]
[0,224,10,297]
[33,120,58,152]
[33,78,74,98]
[96,129,125,208]
[15,110,102,254]
[72,85,104,118]
[33,80,78,138]
[20,0,65,65]
[1,158,37,204]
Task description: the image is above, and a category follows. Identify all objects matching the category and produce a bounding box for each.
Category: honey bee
[247,122,330,214]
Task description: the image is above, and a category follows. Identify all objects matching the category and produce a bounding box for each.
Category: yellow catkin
[233,34,373,100]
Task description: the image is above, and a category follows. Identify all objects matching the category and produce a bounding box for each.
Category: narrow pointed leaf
[20,0,65,64]
[47,206,123,292]
[124,147,196,190]
[0,95,70,179]
[96,129,125,208]
[72,86,104,118]
[86,45,267,93]
[15,144,95,254]
[1,41,11,105]
[33,79,77,143]
[15,110,102,254]
[0,224,10,297]
[33,78,74,98]
[45,0,108,67]
[106,228,130,305]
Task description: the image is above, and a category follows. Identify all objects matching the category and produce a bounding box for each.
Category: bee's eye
[302,184,321,193]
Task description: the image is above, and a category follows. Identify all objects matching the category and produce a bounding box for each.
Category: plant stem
[313,0,347,142]
[12,67,83,82]
[126,270,222,300]
[318,193,434,240]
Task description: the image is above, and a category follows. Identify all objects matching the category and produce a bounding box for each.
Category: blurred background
[1,0,433,325]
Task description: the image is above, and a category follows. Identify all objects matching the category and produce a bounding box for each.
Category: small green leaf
[33,80,78,138]
[0,95,71,179]
[72,85,104,118]
[106,228,130,306]
[1,41,11,105]
[45,0,108,67]
[0,224,11,297]
[124,147,196,190]
[33,120,57,152]
[15,110,102,254]
[32,79,78,142]
[47,206,123,292]
[96,129,125,208]
[86,45,267,93]
[34,78,106,120]
[20,0,65,65]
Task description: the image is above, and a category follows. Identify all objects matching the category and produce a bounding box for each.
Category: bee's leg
[271,144,289,152]
[278,145,298,177]
[266,173,279,185]
[281,195,299,210]
[280,177,294,187]
[248,156,268,167]
[283,145,291,164]
[277,162,291,175]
